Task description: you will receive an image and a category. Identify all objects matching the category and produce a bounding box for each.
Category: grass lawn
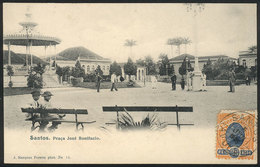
[75,81,142,89]
[4,87,39,96]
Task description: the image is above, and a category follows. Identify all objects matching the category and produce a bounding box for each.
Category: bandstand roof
[3,34,61,46]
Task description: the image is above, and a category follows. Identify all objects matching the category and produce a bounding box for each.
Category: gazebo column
[30,41,33,66]
[44,45,48,71]
[26,44,29,68]
[54,44,57,69]
[8,41,11,66]
[49,43,52,70]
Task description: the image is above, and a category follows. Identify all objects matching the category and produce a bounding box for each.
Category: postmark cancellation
[216,110,257,160]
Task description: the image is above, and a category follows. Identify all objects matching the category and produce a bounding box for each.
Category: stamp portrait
[216,110,257,160]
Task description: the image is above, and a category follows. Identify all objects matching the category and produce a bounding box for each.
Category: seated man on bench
[25,90,41,120]
[40,91,65,132]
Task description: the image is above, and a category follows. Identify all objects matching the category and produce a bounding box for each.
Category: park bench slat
[52,120,96,124]
[21,108,88,114]
[22,107,93,132]
[102,106,193,112]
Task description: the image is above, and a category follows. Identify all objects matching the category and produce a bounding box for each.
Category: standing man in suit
[228,69,236,92]
[96,73,103,92]
[171,73,177,90]
[111,72,118,91]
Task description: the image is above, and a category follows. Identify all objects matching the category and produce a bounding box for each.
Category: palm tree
[124,39,137,59]
[167,39,175,58]
[182,37,192,54]
[248,45,257,53]
[167,37,183,58]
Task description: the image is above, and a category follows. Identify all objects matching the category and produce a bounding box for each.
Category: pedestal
[192,71,202,91]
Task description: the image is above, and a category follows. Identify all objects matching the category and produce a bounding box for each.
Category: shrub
[27,63,45,88]
[71,77,82,86]
[27,72,43,88]
[8,81,13,88]
[235,72,246,80]
[102,75,111,82]
[214,71,229,80]
[116,111,167,131]
[84,73,96,82]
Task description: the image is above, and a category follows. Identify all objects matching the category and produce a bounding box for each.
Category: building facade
[168,54,237,73]
[238,51,257,68]
[54,58,111,75]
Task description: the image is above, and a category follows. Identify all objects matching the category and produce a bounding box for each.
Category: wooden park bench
[21,108,96,131]
[103,105,193,130]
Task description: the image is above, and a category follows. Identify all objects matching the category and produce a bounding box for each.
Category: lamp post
[185,3,205,91]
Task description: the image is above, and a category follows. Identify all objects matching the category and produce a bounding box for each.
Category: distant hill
[3,50,47,65]
[48,46,110,61]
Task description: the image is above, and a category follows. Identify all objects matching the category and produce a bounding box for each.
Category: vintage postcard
[3,3,257,164]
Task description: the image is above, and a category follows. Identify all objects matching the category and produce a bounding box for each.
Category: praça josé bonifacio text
[30,135,100,141]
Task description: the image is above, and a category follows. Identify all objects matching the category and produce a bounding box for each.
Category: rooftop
[169,54,236,62]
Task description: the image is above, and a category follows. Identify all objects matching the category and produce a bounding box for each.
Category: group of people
[26,90,65,132]
[170,72,207,91]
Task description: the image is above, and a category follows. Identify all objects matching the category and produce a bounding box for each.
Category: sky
[3,3,257,63]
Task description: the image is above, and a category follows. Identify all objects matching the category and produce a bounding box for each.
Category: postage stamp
[216,110,257,160]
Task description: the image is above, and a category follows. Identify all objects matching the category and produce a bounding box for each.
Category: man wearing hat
[171,73,177,91]
[25,90,41,120]
[41,91,53,109]
[30,90,41,108]
[41,91,65,132]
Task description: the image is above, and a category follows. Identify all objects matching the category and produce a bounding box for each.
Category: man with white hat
[40,91,65,132]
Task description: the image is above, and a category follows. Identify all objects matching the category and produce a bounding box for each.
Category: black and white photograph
[2,2,258,164]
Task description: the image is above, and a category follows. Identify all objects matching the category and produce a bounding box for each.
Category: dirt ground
[4,82,257,131]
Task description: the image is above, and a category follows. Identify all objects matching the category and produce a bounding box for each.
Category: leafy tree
[7,65,14,88]
[136,59,145,67]
[158,54,173,76]
[33,63,46,76]
[26,63,46,88]
[62,66,71,81]
[202,59,213,80]
[110,61,122,76]
[136,56,157,75]
[124,58,137,78]
[144,56,157,75]
[71,60,85,78]
[75,60,82,68]
[95,65,103,76]
[168,64,175,76]
[7,65,14,81]
[56,66,63,83]
[178,57,193,78]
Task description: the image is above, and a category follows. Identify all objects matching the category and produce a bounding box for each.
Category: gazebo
[3,6,61,70]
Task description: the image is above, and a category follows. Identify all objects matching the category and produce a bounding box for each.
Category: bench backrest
[21,108,88,114]
[103,106,193,112]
